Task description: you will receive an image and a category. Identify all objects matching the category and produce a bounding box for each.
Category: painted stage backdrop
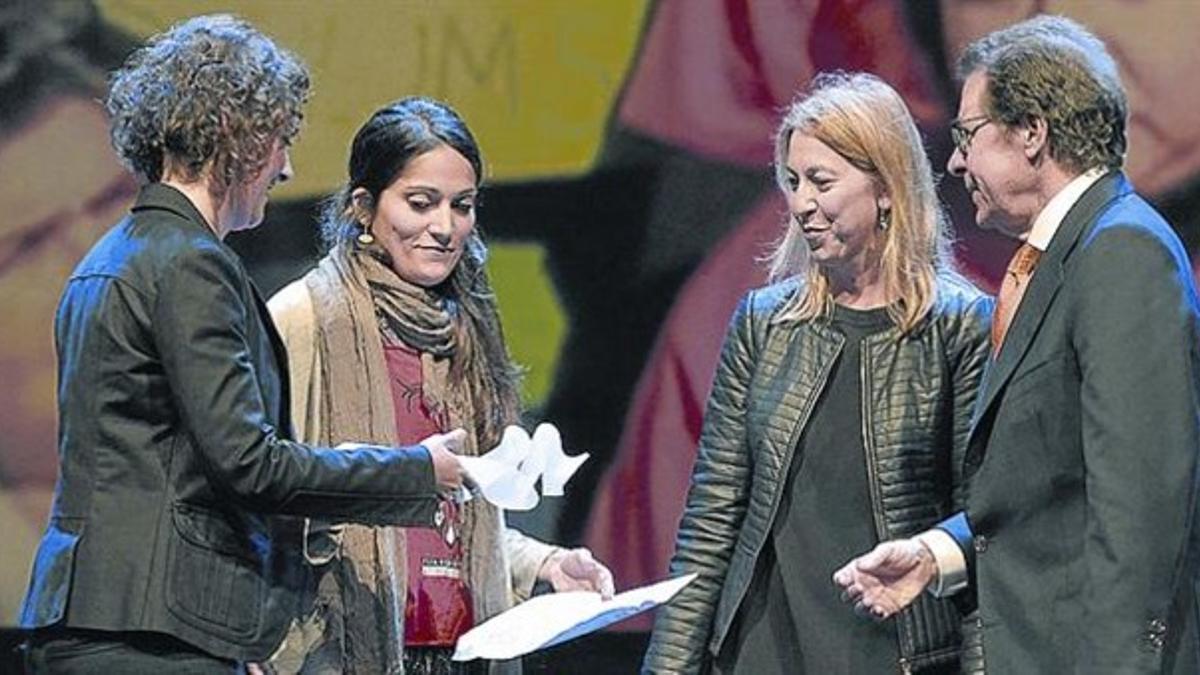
[3,1,1200,633]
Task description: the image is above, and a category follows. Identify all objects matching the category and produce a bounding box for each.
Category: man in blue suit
[836,16,1200,673]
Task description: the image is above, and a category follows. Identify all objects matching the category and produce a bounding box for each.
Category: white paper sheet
[452,573,697,662]
[458,455,538,510]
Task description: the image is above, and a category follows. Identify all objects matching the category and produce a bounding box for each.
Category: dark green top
[718,304,896,674]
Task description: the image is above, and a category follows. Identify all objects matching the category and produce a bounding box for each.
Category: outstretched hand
[539,547,616,600]
[832,538,936,620]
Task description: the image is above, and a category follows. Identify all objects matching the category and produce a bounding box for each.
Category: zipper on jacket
[859,340,889,561]
[860,338,918,668]
[710,333,843,653]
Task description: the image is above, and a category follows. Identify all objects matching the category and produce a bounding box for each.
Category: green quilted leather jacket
[643,275,992,674]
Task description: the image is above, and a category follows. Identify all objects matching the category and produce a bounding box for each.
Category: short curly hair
[106,14,310,194]
[957,15,1127,173]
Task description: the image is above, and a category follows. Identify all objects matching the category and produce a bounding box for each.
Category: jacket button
[974,535,988,553]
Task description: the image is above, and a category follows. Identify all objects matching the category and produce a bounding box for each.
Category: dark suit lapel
[135,183,296,437]
[969,254,1065,432]
[969,171,1128,437]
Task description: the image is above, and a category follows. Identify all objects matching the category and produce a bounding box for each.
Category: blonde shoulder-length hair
[768,71,954,335]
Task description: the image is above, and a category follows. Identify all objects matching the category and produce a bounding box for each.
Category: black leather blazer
[644,275,992,674]
[20,184,441,661]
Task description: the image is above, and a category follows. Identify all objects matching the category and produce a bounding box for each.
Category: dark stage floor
[1,628,651,673]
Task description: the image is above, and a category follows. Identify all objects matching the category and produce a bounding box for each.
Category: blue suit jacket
[940,172,1200,673]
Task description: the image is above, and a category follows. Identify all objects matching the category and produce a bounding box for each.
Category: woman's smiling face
[362,144,478,287]
[784,131,888,273]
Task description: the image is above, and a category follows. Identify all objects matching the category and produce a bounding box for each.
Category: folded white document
[452,573,697,662]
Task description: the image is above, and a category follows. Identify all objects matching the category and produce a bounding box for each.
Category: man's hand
[538,547,616,600]
[420,429,468,493]
[832,538,936,620]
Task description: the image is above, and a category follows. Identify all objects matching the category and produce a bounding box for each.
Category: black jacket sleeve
[643,291,759,674]
[1069,224,1200,672]
[153,240,438,525]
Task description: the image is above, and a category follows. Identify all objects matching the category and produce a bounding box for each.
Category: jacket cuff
[505,528,560,603]
[915,529,968,597]
[302,518,344,565]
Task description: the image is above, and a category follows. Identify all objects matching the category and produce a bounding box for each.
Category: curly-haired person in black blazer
[17,14,469,673]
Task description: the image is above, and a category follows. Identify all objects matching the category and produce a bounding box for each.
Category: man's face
[947,71,1039,239]
[939,0,1200,197]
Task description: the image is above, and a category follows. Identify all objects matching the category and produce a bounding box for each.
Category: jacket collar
[135,184,293,434]
[969,170,1131,433]
[131,183,219,241]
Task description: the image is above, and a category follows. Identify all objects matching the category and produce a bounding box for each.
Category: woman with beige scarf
[266,97,614,675]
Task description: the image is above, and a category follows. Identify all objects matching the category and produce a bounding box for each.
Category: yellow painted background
[98,0,648,404]
[0,0,647,623]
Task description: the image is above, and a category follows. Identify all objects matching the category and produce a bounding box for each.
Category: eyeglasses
[949,115,993,156]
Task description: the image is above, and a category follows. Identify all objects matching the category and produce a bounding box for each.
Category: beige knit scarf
[304,244,507,674]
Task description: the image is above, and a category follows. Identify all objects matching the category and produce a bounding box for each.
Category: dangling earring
[357,223,375,246]
[352,192,375,246]
[878,208,891,231]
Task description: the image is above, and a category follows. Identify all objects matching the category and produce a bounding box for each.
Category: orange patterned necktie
[991,242,1042,353]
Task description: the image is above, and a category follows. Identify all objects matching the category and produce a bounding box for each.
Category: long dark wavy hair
[323,96,522,447]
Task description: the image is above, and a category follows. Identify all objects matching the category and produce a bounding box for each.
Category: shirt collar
[1024,167,1106,251]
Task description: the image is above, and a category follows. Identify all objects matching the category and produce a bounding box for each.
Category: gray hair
[957,15,1127,173]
